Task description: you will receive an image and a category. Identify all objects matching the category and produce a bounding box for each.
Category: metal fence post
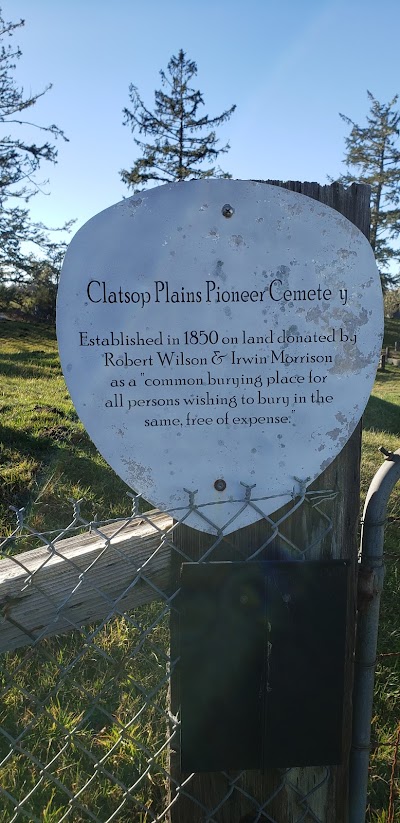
[349,448,400,823]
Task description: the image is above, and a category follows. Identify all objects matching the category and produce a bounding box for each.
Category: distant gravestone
[57,180,383,532]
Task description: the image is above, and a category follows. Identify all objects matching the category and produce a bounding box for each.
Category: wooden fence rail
[0,511,172,653]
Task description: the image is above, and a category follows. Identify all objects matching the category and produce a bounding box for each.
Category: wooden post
[0,510,172,652]
[169,182,370,823]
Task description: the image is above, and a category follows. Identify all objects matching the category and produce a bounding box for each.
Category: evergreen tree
[383,286,400,317]
[121,49,236,190]
[337,91,400,288]
[0,9,70,287]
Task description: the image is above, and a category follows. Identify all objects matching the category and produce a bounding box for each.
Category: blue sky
[3,0,400,242]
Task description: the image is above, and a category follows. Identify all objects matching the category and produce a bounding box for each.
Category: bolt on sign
[57,180,383,533]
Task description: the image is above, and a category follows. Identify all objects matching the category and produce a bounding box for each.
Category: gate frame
[349,447,400,822]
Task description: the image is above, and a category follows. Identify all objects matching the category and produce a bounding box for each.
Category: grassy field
[0,318,399,821]
[0,321,134,533]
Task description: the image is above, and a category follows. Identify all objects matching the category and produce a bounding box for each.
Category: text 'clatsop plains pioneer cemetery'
[57,180,383,532]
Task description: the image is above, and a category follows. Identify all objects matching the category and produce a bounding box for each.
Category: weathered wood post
[168,181,373,823]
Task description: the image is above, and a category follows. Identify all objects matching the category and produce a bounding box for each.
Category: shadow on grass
[0,422,131,520]
[0,423,56,453]
[0,351,61,380]
[363,394,400,436]
[0,319,56,342]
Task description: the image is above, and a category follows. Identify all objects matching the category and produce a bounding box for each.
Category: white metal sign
[57,180,383,533]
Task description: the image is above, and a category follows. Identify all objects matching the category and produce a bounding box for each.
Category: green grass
[382,317,400,351]
[0,320,135,534]
[0,607,170,822]
[0,318,399,821]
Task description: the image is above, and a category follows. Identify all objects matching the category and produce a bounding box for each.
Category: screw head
[214,478,227,492]
[221,203,235,218]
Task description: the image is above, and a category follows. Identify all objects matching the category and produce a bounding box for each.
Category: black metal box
[179,561,349,771]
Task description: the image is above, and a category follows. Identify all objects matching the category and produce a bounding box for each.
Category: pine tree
[121,50,236,190]
[337,91,400,288]
[0,9,70,286]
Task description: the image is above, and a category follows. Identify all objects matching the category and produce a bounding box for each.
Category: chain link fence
[0,480,380,822]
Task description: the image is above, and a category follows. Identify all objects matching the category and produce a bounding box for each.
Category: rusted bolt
[214,479,226,492]
[221,203,234,218]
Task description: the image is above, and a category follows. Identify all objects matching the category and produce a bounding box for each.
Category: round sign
[57,180,383,533]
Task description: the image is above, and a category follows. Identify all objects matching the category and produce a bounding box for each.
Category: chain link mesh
[1,484,338,822]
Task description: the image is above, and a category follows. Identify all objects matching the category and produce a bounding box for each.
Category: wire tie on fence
[183,488,198,508]
[9,506,25,529]
[167,711,180,729]
[89,513,98,533]
[240,481,256,501]
[360,516,388,527]
[67,497,84,520]
[126,491,142,517]
[378,445,394,458]
[292,476,311,498]
[308,489,338,506]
